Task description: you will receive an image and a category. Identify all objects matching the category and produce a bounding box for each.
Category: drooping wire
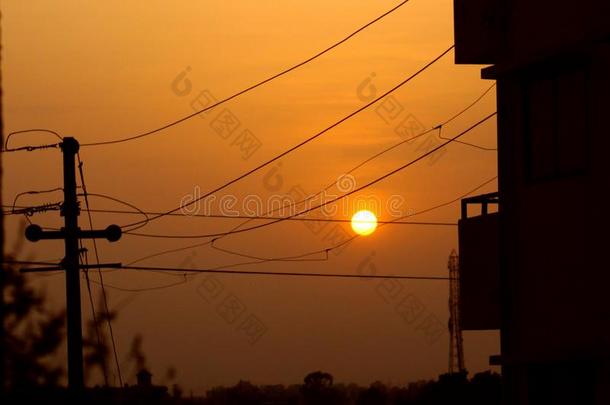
[90,277,189,293]
[113,119,496,271]
[299,174,499,255]
[11,188,63,224]
[121,45,455,230]
[210,175,499,266]
[61,208,457,226]
[98,74,490,245]
[438,125,496,151]
[67,80,493,228]
[75,192,150,232]
[4,83,496,224]
[16,175,497,293]
[126,220,456,239]
[121,265,452,281]
[3,202,62,217]
[88,249,331,292]
[208,243,329,263]
[77,153,124,387]
[126,174,497,268]
[79,242,109,386]
[200,83,497,255]
[125,111,494,239]
[80,0,414,147]
[1,129,62,152]
[49,208,458,226]
[276,82,496,218]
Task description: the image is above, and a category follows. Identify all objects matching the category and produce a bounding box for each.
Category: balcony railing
[458,192,500,330]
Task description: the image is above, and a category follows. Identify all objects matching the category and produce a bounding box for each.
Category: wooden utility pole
[62,137,84,390]
[25,137,122,393]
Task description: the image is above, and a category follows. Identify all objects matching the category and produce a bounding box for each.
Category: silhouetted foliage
[357,381,390,405]
[83,291,114,386]
[3,248,65,391]
[301,370,347,405]
[201,370,502,405]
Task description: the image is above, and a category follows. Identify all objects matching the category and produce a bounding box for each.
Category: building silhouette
[454,0,610,403]
[137,369,153,387]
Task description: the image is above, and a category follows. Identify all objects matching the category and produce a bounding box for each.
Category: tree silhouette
[302,371,346,405]
[83,291,116,386]
[3,234,66,390]
[356,381,389,405]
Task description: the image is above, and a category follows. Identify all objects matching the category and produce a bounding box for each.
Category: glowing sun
[351,210,378,236]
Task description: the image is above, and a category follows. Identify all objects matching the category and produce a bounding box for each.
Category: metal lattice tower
[448,249,465,374]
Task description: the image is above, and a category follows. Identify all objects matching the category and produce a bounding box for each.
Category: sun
[351,210,378,236]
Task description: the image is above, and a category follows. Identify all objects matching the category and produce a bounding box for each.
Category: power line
[77,154,124,388]
[80,0,413,147]
[121,265,452,281]
[71,208,456,227]
[126,220,456,239]
[103,175,494,290]
[88,262,450,293]
[90,277,189,293]
[5,84,495,228]
[1,129,62,152]
[5,200,457,229]
[86,84,493,230]
[84,83,495,237]
[90,245,330,295]
[11,188,63,224]
[209,175,499,265]
[434,82,497,151]
[439,83,496,128]
[125,111,494,239]
[194,83,497,254]
[75,192,150,232]
[126,250,331,289]
[3,202,62,217]
[126,175,497,266]
[207,245,330,264]
[201,82,496,238]
[79,244,109,386]
[438,125,496,151]
[78,251,331,292]
[122,45,455,230]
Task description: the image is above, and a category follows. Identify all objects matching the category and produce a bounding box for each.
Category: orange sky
[2,0,499,393]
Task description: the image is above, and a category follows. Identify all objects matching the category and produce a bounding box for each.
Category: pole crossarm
[20,263,122,273]
[24,224,122,242]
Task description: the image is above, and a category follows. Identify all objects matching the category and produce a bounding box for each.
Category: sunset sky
[2,0,499,393]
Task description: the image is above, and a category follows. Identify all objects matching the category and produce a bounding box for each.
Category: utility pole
[62,137,84,390]
[24,137,121,393]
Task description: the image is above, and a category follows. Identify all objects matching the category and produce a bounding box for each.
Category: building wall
[496,32,610,405]
[498,44,610,403]
[498,0,610,68]
[454,0,610,402]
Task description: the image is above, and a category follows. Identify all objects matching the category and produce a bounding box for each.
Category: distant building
[137,368,153,387]
[454,0,610,403]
